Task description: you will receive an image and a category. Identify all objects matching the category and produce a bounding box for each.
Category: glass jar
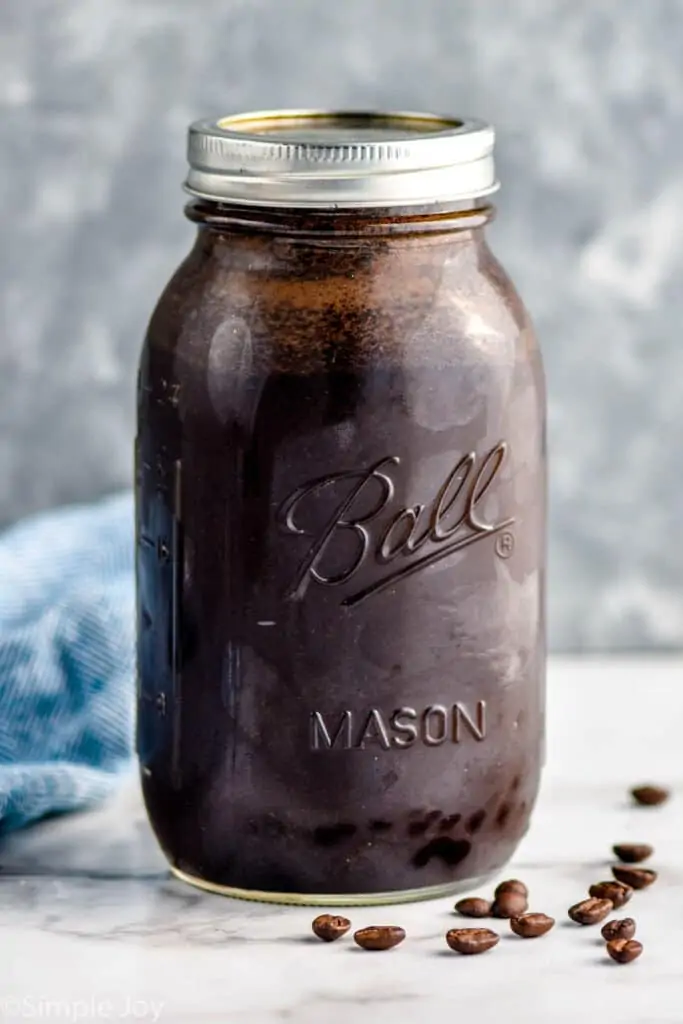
[136,110,546,905]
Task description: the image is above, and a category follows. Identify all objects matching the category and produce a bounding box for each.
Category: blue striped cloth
[0,493,135,832]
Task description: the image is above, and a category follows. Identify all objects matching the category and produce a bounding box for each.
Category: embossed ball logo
[278,441,514,605]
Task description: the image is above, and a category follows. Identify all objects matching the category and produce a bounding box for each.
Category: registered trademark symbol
[495,531,515,559]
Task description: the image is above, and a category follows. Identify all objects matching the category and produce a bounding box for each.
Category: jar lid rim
[185,109,499,209]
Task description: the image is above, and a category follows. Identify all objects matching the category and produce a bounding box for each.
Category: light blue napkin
[0,493,135,832]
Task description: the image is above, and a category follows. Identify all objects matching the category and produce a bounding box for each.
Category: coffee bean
[494,878,528,899]
[353,926,406,951]
[588,881,633,908]
[446,928,500,955]
[612,843,653,864]
[454,897,492,918]
[492,890,528,918]
[509,913,555,938]
[611,865,658,890]
[311,914,351,942]
[631,784,669,807]
[568,898,613,925]
[601,918,636,942]
[606,938,643,964]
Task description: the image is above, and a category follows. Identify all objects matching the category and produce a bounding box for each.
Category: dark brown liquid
[136,204,546,897]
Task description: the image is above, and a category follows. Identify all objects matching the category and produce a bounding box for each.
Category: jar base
[170,865,495,906]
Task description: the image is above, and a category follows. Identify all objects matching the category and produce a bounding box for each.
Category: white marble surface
[0,656,681,1023]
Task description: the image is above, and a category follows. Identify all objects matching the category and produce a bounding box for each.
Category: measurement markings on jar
[171,458,184,788]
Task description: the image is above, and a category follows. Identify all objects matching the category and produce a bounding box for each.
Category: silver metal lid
[185,110,499,209]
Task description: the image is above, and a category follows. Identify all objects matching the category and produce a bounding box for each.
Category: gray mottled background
[1,0,682,651]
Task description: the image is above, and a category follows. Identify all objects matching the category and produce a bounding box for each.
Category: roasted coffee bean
[611,865,657,890]
[311,914,351,942]
[589,881,633,908]
[568,898,613,925]
[606,938,643,964]
[631,784,669,807]
[601,918,636,942]
[454,897,492,918]
[509,913,555,938]
[353,926,406,951]
[612,843,653,864]
[446,928,500,954]
[492,891,528,919]
[494,878,528,899]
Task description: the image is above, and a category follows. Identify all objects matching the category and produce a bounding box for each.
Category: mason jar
[136,110,546,905]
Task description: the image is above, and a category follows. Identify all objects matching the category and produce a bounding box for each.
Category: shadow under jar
[136,110,547,905]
